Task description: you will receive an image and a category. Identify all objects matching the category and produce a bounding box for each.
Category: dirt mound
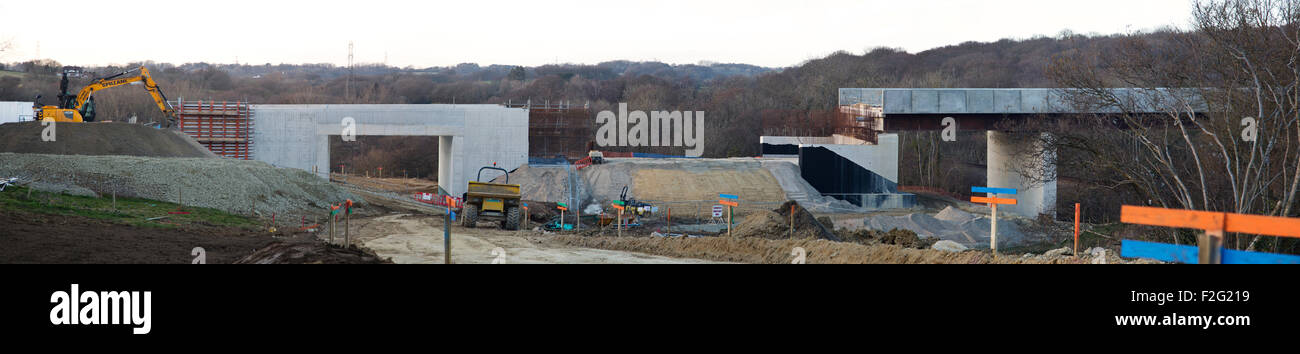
[934,206,977,223]
[731,201,839,241]
[523,200,559,223]
[491,165,583,203]
[234,241,392,264]
[836,228,932,249]
[0,122,216,158]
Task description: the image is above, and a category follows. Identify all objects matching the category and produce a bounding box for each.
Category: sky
[0,0,1194,68]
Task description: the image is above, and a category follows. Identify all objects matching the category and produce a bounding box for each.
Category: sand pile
[491,165,585,204]
[731,201,839,241]
[855,206,1028,248]
[0,122,216,158]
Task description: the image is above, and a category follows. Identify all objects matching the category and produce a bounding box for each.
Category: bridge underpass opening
[329,135,442,191]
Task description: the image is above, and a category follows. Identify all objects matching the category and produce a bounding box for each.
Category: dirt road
[349,214,721,264]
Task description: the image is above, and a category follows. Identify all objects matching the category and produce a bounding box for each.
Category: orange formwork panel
[174,99,254,160]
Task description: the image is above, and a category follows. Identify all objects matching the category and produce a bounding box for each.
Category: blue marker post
[445,206,454,264]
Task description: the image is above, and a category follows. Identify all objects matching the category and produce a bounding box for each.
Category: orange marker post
[718,199,739,238]
[789,204,795,239]
[611,203,625,237]
[1073,203,1080,258]
[557,206,567,231]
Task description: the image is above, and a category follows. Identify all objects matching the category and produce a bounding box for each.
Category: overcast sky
[0,0,1193,68]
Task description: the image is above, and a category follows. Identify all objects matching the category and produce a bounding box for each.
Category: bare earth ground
[348,214,722,264]
[0,210,275,264]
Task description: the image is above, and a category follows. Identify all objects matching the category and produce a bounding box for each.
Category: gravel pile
[0,152,362,217]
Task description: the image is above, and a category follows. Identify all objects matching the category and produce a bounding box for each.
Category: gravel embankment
[0,152,362,217]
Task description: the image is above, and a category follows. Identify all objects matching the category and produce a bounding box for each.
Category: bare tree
[1050,0,1300,251]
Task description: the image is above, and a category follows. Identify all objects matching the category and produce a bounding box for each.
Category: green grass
[0,70,24,79]
[0,185,259,229]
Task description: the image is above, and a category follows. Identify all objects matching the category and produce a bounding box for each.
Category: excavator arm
[71,66,176,122]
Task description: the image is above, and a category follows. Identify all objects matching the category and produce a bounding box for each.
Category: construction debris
[234,241,392,264]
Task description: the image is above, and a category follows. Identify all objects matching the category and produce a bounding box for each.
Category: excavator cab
[34,71,85,122]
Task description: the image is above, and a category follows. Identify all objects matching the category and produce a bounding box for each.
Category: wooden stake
[727,206,732,238]
[667,207,672,233]
[789,204,795,239]
[345,208,351,247]
[1199,230,1224,264]
[618,208,623,237]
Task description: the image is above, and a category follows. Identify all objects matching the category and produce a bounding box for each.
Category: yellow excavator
[33,66,176,125]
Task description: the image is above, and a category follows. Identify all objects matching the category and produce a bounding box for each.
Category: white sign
[712,205,724,218]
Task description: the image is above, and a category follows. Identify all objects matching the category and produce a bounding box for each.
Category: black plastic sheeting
[761,143,799,155]
[799,146,897,206]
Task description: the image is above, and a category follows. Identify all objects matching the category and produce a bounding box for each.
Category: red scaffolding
[175,100,254,159]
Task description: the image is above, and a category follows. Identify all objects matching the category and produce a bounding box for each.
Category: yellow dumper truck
[460,166,523,230]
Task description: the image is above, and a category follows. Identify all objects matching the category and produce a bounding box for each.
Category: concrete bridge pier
[986,131,1056,218]
[438,136,457,195]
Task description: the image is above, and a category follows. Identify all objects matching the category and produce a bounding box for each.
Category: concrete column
[986,131,1056,218]
[316,134,330,179]
[438,135,454,196]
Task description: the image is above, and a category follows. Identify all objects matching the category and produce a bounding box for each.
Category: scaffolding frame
[505,100,591,161]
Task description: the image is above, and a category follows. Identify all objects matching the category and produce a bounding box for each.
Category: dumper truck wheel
[504,207,521,230]
[461,204,479,228]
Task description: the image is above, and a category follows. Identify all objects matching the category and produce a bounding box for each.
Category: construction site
[1,84,1178,264]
